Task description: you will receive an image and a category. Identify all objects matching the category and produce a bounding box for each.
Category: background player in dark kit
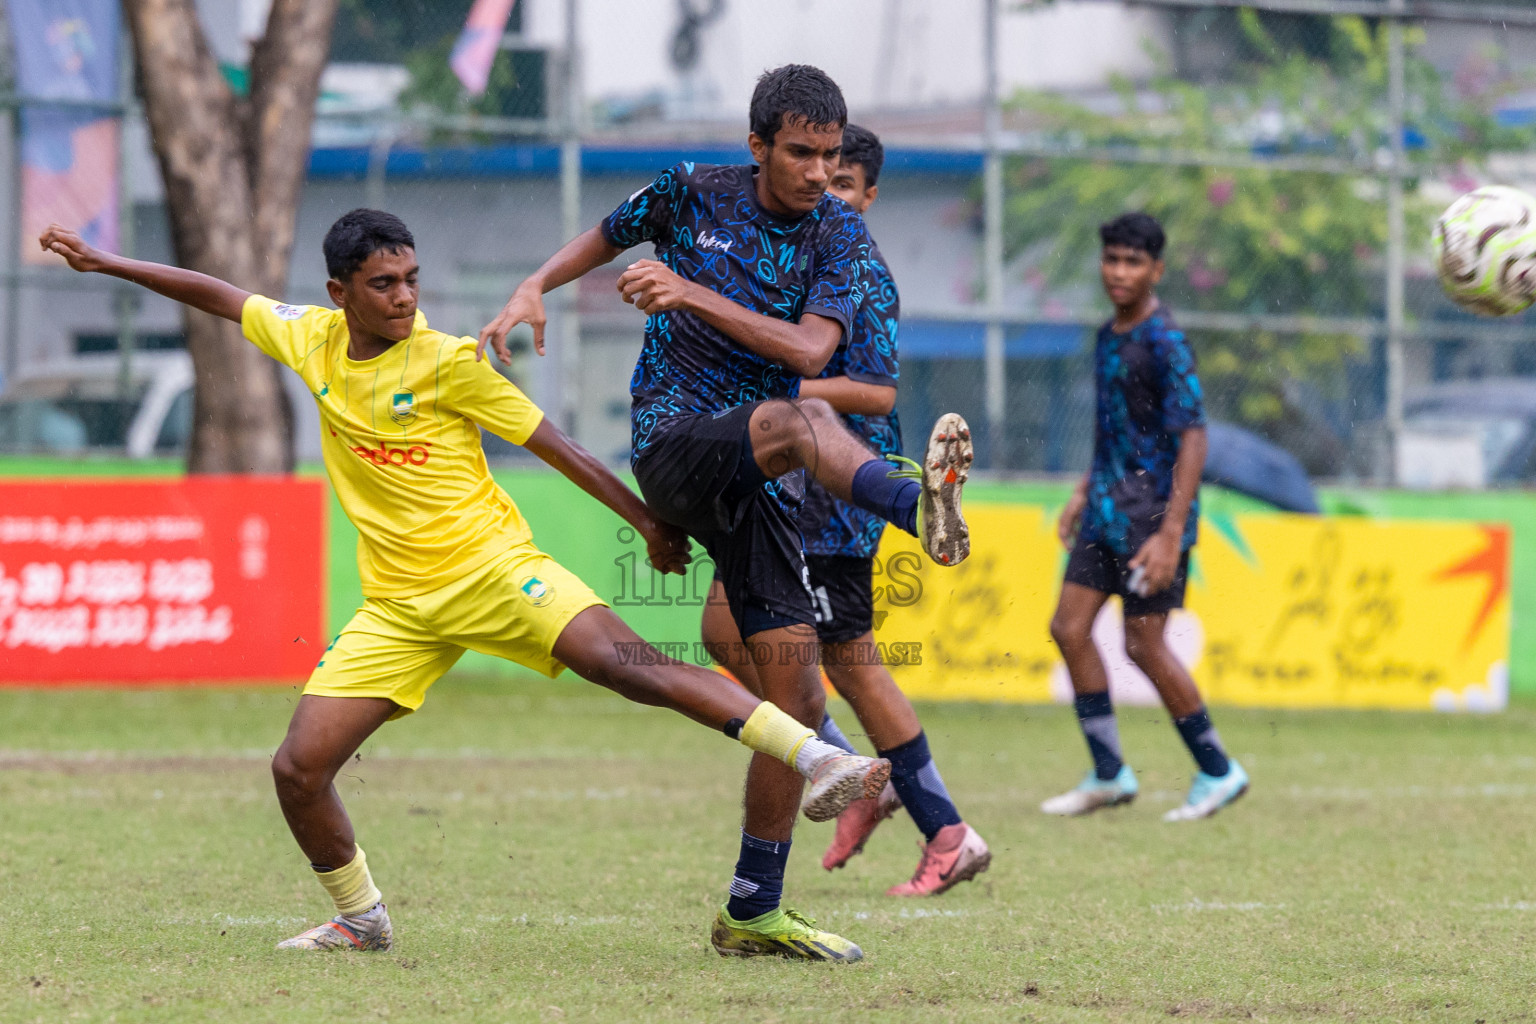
[701,124,990,897]
[1043,212,1249,822]
[478,66,973,960]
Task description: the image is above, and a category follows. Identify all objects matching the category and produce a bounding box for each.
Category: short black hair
[323,208,416,281]
[1099,212,1166,260]
[749,64,847,146]
[840,123,884,186]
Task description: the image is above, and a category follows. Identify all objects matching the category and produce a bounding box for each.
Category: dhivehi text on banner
[8,0,120,264]
[0,479,327,684]
[873,507,1510,712]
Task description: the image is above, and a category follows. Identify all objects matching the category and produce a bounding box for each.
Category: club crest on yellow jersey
[519,575,555,607]
[390,389,418,425]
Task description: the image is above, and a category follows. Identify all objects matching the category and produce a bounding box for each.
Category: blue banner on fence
[7,0,121,263]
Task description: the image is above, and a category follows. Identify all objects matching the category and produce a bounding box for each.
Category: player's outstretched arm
[477,227,625,364]
[798,376,896,416]
[520,419,691,576]
[39,224,249,324]
[616,258,842,377]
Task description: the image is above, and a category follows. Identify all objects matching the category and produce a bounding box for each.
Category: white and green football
[1433,185,1536,317]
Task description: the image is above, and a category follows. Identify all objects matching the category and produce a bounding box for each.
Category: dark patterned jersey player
[478,64,976,964]
[601,161,869,460]
[1079,304,1205,559]
[1045,211,1250,825]
[701,123,990,899]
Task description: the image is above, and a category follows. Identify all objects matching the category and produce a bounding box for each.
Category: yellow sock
[738,702,818,769]
[314,845,382,916]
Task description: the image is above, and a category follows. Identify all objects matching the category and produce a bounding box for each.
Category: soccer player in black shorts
[479,66,973,960]
[1043,212,1249,822]
[702,125,990,896]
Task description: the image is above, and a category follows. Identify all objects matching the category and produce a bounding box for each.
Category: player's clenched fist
[640,518,692,576]
[617,259,695,315]
[477,283,546,364]
[1057,483,1087,549]
[39,224,108,274]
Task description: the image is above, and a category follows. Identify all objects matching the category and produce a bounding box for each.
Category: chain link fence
[2,2,1534,487]
[894,2,1536,485]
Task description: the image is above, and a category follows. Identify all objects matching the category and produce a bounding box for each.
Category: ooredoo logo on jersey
[348,440,433,468]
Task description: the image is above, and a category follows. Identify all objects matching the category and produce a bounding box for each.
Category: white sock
[793,735,849,776]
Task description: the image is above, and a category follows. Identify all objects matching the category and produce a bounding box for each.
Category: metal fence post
[559,0,583,440]
[1385,0,1407,484]
[115,24,137,401]
[982,0,1006,469]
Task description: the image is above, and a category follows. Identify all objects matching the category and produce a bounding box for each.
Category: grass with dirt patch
[2,678,1533,1023]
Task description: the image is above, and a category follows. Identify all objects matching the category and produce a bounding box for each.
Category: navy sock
[879,731,962,841]
[1174,706,1231,778]
[818,712,858,754]
[1073,691,1124,781]
[725,832,790,921]
[850,458,919,536]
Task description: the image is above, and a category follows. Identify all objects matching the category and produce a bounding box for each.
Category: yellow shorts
[305,543,606,717]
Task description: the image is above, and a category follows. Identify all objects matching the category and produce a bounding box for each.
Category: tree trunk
[121,0,340,473]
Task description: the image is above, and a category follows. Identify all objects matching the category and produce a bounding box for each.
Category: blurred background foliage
[1001,12,1531,469]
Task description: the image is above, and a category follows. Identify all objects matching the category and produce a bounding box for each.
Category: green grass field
[4,679,1534,1023]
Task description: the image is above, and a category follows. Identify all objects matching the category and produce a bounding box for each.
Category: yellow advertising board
[873,506,1510,711]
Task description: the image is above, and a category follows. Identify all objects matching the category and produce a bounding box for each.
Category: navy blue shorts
[633,405,814,638]
[1064,538,1190,617]
[806,554,875,646]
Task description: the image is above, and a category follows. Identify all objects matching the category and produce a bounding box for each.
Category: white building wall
[518,0,1169,115]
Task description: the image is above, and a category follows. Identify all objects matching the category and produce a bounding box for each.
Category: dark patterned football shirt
[1080,306,1205,558]
[800,241,902,558]
[600,162,871,461]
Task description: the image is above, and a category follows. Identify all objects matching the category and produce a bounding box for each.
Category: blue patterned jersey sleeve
[601,163,686,249]
[840,255,900,387]
[801,206,870,340]
[1155,325,1206,434]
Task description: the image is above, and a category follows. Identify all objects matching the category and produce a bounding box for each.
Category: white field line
[1154,899,1286,913]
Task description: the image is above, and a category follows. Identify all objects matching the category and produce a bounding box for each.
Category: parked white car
[0,352,320,460]
[0,352,193,458]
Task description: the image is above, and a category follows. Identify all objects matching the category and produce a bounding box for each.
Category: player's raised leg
[1121,613,1248,821]
[1042,581,1140,816]
[270,694,400,951]
[747,399,974,567]
[549,605,890,822]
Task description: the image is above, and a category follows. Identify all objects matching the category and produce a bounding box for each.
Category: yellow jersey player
[39,210,890,959]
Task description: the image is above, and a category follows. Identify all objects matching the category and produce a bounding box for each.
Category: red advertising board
[0,478,326,684]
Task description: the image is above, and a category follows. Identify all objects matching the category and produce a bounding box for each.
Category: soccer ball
[1433,185,1536,317]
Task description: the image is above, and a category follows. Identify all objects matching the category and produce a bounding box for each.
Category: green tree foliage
[1004,13,1525,458]
[331,0,539,123]
[331,0,476,64]
[397,33,529,120]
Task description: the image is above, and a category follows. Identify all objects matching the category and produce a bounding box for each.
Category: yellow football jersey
[242,294,545,597]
